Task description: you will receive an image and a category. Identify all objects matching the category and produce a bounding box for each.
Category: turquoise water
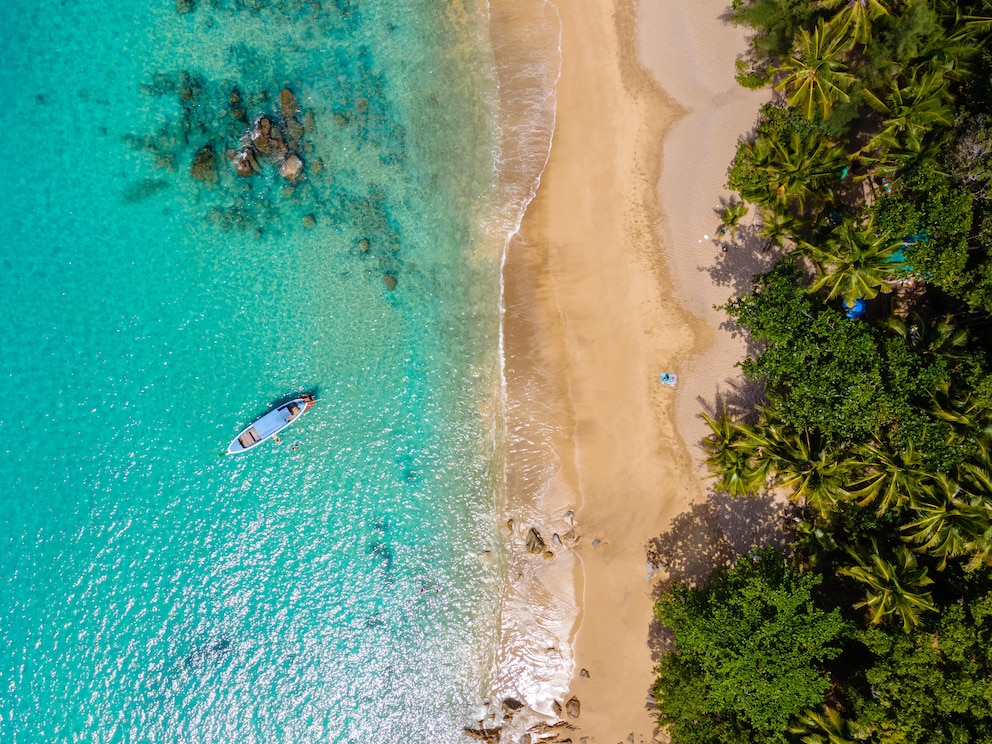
[0,0,515,740]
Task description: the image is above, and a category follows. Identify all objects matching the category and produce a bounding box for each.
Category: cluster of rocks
[464,696,581,744]
[226,88,311,183]
[518,511,579,560]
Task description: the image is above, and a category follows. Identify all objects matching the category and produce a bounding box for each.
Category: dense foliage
[655,550,846,744]
[654,1,992,742]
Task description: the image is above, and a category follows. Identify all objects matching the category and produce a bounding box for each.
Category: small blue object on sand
[660,373,678,387]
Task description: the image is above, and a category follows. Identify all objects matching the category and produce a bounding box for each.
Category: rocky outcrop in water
[227,89,309,184]
[190,145,218,183]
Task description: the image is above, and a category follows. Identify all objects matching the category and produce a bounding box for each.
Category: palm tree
[839,543,937,632]
[748,133,851,212]
[757,206,800,249]
[799,217,906,304]
[884,312,969,359]
[851,439,930,514]
[819,0,898,49]
[774,21,856,120]
[788,705,873,743]
[747,409,858,516]
[720,200,750,237]
[701,410,770,496]
[864,68,955,156]
[901,475,990,568]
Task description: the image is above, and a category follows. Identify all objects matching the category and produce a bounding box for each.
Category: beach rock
[358,238,370,253]
[302,213,316,228]
[279,153,304,182]
[565,697,580,719]
[502,698,523,715]
[462,727,501,742]
[383,273,397,291]
[526,528,546,554]
[190,145,217,183]
[280,87,300,119]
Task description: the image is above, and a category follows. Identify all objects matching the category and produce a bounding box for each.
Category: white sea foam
[471,0,579,730]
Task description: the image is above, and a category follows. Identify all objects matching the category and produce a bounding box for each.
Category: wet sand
[500,0,768,740]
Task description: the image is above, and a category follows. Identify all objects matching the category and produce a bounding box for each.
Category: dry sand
[500,0,770,741]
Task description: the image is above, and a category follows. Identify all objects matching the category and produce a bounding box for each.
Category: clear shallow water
[0,0,517,740]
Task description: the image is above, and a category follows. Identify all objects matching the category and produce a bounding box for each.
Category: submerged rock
[190,144,217,183]
[302,213,316,228]
[302,109,316,134]
[280,87,300,119]
[383,273,397,291]
[358,238,370,253]
[176,0,194,13]
[285,118,305,149]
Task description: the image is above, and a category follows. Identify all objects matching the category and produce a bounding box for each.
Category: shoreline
[497,0,768,740]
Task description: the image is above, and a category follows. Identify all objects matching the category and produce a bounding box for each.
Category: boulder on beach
[501,698,523,714]
[526,528,546,554]
[565,697,580,719]
[190,145,217,183]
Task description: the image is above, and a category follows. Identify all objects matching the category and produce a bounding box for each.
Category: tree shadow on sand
[697,377,767,425]
[644,490,791,663]
[703,222,780,297]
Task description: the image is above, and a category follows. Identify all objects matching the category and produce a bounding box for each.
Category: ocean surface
[0,0,560,740]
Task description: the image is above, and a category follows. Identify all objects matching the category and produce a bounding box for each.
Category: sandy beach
[500,0,769,740]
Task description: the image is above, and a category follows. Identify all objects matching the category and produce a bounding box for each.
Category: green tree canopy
[655,549,847,744]
[850,591,992,743]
